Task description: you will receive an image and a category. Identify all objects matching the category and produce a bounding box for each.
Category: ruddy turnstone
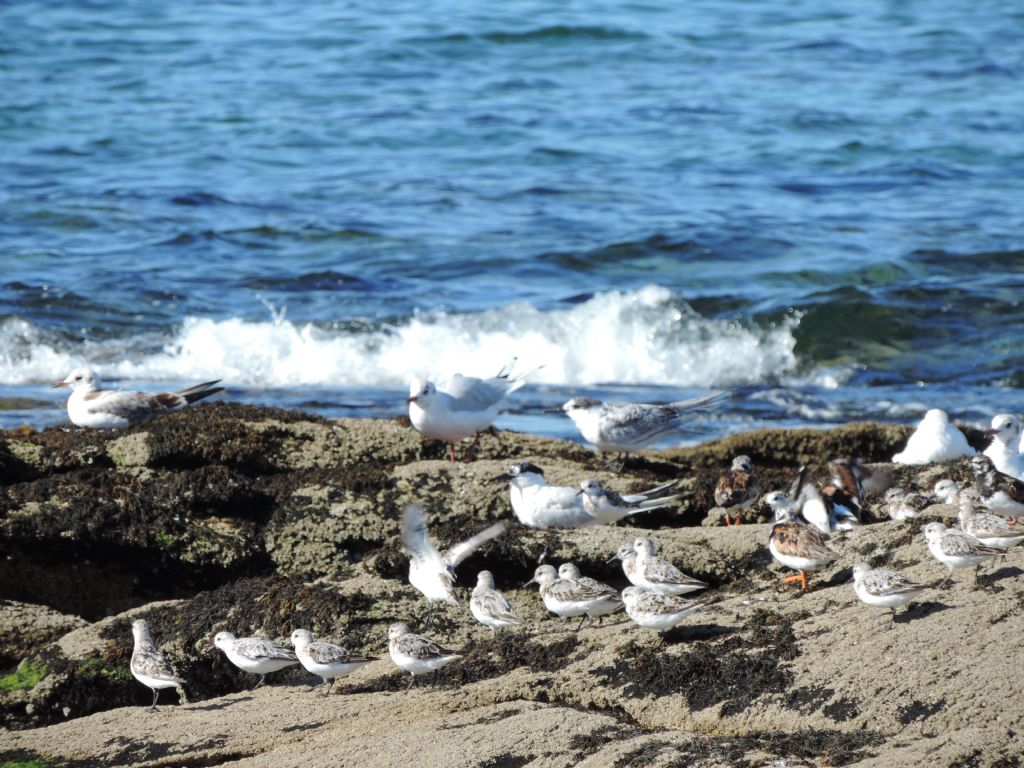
[971,455,1024,518]
[714,455,759,526]
[768,508,841,591]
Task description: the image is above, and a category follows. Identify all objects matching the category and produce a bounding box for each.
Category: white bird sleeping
[892,408,976,465]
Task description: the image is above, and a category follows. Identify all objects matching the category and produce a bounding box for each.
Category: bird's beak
[52,379,69,389]
[543,407,563,414]
[607,553,621,564]
[406,395,418,404]
[575,489,583,497]
[490,473,512,484]
[523,577,537,587]
[984,428,997,438]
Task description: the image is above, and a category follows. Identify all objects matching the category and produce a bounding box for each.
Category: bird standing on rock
[129,620,184,712]
[892,408,976,465]
[714,455,759,526]
[54,367,223,429]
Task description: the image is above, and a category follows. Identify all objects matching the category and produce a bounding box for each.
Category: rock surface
[1,404,1020,768]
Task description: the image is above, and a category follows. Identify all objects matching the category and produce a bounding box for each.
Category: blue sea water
[2,0,1024,442]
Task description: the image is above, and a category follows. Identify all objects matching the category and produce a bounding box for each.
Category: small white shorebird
[851,563,931,629]
[387,622,462,693]
[491,462,595,528]
[883,487,927,521]
[957,497,1024,550]
[630,538,708,595]
[608,543,640,585]
[922,522,1004,587]
[561,391,727,464]
[768,507,841,592]
[892,408,976,465]
[212,631,298,689]
[983,414,1024,480]
[971,455,1024,518]
[556,562,622,622]
[714,455,759,526]
[290,629,379,695]
[576,478,681,525]
[406,361,533,461]
[621,587,703,632]
[53,367,223,429]
[526,564,623,631]
[401,503,507,609]
[470,570,523,633]
[130,620,184,712]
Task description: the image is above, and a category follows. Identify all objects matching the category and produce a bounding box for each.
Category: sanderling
[608,544,640,585]
[631,537,708,595]
[714,455,759,526]
[768,508,841,591]
[290,629,378,695]
[387,622,462,693]
[53,368,223,429]
[851,563,931,629]
[883,487,927,522]
[621,586,703,632]
[957,497,1024,550]
[561,391,726,465]
[491,462,596,528]
[525,564,623,630]
[983,414,1024,480]
[922,522,1004,587]
[971,455,1024,517]
[470,570,523,633]
[892,408,976,465]
[406,361,533,461]
[577,478,680,524]
[401,503,507,609]
[130,620,184,712]
[557,563,623,624]
[212,631,298,689]
[932,479,977,506]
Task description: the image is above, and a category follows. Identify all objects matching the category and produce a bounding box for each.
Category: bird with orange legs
[766,493,841,591]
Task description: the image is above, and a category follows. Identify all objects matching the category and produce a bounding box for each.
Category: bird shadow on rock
[188,695,254,711]
[902,601,952,622]
[659,623,735,645]
[975,565,1024,589]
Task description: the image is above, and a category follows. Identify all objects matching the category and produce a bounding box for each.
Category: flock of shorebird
[47,367,1024,710]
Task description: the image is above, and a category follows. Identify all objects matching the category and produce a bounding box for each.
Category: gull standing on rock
[983,414,1024,480]
[970,455,1024,517]
[470,571,523,633]
[922,522,1004,587]
[851,563,931,629]
[130,620,184,712]
[406,362,533,462]
[577,478,681,525]
[892,408,976,465]
[714,455,759,526]
[387,623,462,693]
[212,631,298,690]
[621,587,703,632]
[526,564,623,630]
[768,508,841,591]
[561,392,727,466]
[401,503,507,609]
[491,462,595,528]
[630,538,708,595]
[53,367,223,429]
[290,629,379,695]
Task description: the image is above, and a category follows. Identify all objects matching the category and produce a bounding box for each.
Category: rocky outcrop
[1,405,1020,768]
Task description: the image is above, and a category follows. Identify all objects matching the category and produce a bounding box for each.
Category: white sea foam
[0,286,799,389]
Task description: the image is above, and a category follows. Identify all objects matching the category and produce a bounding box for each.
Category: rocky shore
[1,403,1021,768]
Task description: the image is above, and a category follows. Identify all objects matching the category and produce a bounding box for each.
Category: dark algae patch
[595,609,797,715]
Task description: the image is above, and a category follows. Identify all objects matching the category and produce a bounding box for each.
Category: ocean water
[2,0,1023,443]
